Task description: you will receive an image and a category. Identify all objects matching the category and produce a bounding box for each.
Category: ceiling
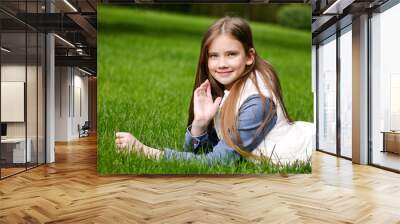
[0,0,97,75]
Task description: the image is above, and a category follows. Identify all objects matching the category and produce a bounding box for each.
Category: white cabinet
[1,138,31,163]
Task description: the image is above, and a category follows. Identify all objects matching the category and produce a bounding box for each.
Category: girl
[115,16,314,166]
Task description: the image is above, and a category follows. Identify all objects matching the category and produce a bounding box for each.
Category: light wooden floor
[1,135,400,223]
[1,167,26,177]
[372,150,400,171]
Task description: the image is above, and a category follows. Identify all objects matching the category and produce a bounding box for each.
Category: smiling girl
[115,16,314,165]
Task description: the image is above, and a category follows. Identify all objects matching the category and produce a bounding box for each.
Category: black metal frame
[315,32,339,157]
[367,11,372,166]
[336,25,341,158]
[0,19,2,179]
[0,0,47,180]
[315,44,319,151]
[315,18,353,162]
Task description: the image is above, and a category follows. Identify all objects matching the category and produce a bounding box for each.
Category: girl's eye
[209,54,218,59]
[228,52,237,57]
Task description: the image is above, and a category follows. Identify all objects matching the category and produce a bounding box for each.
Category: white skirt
[252,121,315,164]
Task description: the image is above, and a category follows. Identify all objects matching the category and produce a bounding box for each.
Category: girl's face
[207,34,254,90]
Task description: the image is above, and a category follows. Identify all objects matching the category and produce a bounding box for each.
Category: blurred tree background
[127,4,311,31]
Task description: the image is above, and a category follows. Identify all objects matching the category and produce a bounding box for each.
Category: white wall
[55,66,69,141]
[1,65,26,133]
[72,72,89,137]
[55,67,89,141]
[1,63,45,164]
[1,65,26,144]
[1,65,36,138]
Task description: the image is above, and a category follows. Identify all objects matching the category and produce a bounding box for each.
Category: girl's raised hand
[192,80,222,134]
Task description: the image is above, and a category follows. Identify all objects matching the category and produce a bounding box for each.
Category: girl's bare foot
[115,132,144,153]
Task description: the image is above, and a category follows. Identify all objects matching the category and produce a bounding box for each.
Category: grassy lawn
[98,5,312,174]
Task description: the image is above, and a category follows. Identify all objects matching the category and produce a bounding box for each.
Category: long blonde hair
[188,16,292,158]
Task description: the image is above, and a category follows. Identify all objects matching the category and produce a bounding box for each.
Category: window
[370,2,400,171]
[317,35,337,154]
[339,26,352,158]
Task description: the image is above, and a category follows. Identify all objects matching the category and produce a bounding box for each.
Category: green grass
[98,5,313,174]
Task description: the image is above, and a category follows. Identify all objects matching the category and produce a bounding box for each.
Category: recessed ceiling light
[54,34,75,48]
[78,67,92,76]
[322,0,355,15]
[63,0,78,12]
[1,47,11,53]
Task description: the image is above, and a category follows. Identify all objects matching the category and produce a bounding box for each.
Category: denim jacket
[163,95,277,166]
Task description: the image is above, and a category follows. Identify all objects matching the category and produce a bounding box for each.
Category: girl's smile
[207,34,254,89]
[216,70,233,77]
